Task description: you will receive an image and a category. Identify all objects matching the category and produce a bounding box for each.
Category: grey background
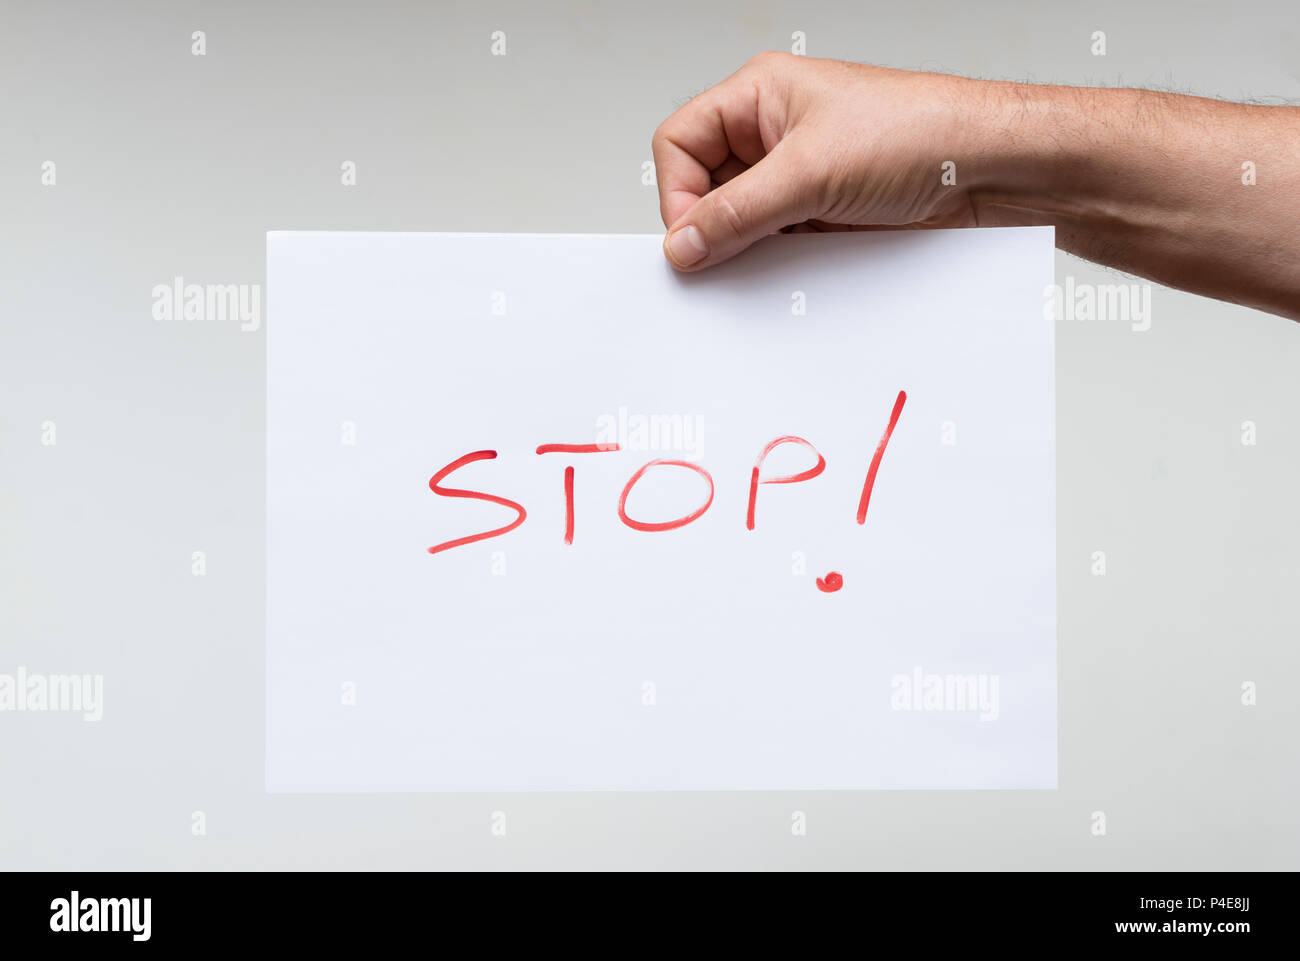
[1,0,1296,869]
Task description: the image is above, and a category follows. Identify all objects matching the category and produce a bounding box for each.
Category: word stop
[425,392,908,579]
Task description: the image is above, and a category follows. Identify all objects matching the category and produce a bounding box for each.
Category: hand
[653,52,1300,321]
[652,52,983,271]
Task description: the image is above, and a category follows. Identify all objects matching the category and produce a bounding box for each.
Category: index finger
[651,63,773,229]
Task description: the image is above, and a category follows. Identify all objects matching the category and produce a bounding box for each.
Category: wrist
[959,80,1122,225]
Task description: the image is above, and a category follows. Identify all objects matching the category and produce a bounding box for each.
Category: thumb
[663,144,814,271]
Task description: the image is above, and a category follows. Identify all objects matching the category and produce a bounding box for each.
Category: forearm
[963,81,1300,320]
[653,54,1300,319]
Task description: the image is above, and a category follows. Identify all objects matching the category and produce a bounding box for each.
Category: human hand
[653,53,1300,321]
[652,52,984,271]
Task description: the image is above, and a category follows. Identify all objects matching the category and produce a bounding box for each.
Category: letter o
[617,459,714,532]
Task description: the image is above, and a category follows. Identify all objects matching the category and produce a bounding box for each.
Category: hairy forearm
[653,53,1299,318]
[963,81,1300,319]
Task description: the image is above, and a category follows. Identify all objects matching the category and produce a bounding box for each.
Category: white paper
[266,228,1056,791]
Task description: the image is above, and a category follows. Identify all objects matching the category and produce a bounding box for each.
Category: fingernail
[666,225,708,267]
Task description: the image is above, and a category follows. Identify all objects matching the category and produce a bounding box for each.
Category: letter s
[427,451,527,555]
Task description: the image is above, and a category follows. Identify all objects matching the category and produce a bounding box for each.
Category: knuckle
[749,49,789,68]
[650,120,670,151]
[711,190,748,243]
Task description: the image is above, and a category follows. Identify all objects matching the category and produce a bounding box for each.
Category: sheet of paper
[266,228,1056,791]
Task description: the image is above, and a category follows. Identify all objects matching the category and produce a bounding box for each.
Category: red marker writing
[746,434,826,531]
[427,450,527,555]
[535,442,622,544]
[857,390,907,525]
[618,459,715,532]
